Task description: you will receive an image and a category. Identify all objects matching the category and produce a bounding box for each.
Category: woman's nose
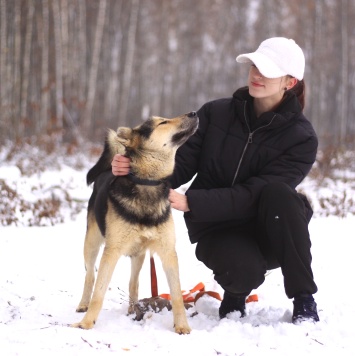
[253,68,262,78]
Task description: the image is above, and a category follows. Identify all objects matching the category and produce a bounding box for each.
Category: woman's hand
[111,154,131,176]
[169,189,190,212]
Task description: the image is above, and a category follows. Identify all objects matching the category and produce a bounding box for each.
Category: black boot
[292,293,319,324]
[219,292,246,319]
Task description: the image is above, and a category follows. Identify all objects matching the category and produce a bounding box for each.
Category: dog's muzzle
[187,111,197,118]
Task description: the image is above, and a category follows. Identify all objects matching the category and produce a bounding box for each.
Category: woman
[112,37,319,323]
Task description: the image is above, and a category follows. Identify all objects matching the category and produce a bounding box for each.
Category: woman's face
[248,64,288,103]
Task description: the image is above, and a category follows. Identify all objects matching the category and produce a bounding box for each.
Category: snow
[1,161,355,355]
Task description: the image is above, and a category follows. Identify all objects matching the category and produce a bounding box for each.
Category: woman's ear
[287,77,298,90]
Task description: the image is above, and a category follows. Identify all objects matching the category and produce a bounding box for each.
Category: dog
[72,112,198,334]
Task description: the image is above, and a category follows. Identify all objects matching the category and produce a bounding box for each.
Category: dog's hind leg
[155,242,191,334]
[76,212,103,313]
[128,253,146,314]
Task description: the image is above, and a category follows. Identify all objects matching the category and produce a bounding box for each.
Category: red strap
[194,290,222,303]
[159,282,206,302]
[150,257,158,297]
[150,256,258,304]
[246,294,258,303]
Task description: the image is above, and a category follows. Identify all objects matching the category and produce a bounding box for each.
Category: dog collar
[127,173,164,186]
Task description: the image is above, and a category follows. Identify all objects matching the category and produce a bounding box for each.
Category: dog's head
[109,112,198,178]
[113,111,198,152]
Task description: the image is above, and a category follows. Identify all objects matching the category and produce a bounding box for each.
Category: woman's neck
[253,95,283,118]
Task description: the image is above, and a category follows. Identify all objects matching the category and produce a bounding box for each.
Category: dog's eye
[158,121,168,126]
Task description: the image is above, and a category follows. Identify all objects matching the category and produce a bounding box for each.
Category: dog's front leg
[128,253,146,314]
[157,248,191,335]
[72,245,122,329]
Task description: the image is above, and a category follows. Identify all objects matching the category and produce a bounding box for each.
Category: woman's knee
[259,182,312,222]
[195,232,267,294]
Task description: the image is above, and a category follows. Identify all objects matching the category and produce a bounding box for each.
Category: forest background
[1,4,355,355]
[1,0,354,148]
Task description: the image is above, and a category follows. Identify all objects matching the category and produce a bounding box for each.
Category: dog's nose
[187,111,197,118]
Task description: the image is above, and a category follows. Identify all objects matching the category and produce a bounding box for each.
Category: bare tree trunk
[12,0,21,138]
[77,0,87,109]
[102,0,123,127]
[150,0,167,116]
[118,0,140,121]
[52,0,64,135]
[340,0,348,142]
[60,0,78,141]
[82,0,107,134]
[39,0,50,133]
[20,0,34,137]
[310,0,323,135]
[0,0,7,137]
[60,0,69,104]
[104,31,122,127]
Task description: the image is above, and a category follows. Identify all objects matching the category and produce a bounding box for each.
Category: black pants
[195,182,318,299]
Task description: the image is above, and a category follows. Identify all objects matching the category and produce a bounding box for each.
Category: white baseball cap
[236,37,305,80]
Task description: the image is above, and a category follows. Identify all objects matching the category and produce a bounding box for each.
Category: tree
[118,0,140,122]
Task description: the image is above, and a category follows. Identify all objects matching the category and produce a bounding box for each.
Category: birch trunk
[78,0,87,108]
[12,0,21,138]
[104,1,123,127]
[340,0,348,141]
[60,0,69,102]
[52,0,64,134]
[20,0,34,137]
[310,0,323,133]
[39,0,50,133]
[82,0,107,134]
[0,0,7,137]
[118,0,140,121]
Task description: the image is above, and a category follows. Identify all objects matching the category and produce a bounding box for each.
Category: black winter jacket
[171,87,318,243]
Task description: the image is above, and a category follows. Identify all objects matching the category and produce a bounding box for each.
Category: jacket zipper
[231,102,276,186]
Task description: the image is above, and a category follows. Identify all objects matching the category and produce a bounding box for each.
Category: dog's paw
[127,304,135,315]
[75,305,88,313]
[70,320,95,329]
[174,324,191,335]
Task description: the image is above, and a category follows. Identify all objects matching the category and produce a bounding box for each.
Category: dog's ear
[105,127,132,155]
[116,127,133,147]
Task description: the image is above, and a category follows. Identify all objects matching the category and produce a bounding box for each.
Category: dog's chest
[124,225,166,256]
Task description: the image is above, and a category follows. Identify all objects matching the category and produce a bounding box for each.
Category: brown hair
[288,79,306,111]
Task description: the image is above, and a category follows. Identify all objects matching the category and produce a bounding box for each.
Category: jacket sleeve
[184,134,318,222]
[170,103,210,189]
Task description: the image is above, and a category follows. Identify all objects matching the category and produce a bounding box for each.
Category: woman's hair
[288,79,306,111]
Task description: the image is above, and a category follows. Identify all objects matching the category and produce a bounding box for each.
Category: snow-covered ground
[1,154,355,355]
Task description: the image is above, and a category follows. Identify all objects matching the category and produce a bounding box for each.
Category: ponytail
[289,79,306,111]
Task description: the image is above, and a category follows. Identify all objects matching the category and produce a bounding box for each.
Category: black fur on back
[87,139,114,185]
[88,171,112,235]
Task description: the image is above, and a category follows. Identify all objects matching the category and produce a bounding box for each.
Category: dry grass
[1,136,354,226]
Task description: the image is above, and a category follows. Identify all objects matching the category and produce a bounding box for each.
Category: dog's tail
[87,129,126,185]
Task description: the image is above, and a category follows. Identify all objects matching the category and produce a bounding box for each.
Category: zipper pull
[248,133,253,143]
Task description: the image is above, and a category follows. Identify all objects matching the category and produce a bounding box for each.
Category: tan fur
[72,113,198,334]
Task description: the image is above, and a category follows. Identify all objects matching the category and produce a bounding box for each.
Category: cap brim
[236,52,287,79]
